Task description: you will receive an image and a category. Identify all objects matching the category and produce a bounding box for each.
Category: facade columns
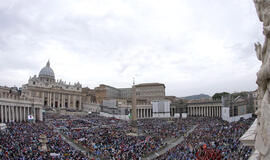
[79,96,82,110]
[53,93,55,108]
[48,92,51,107]
[42,92,44,106]
[68,95,71,108]
[61,94,64,108]
[58,93,60,108]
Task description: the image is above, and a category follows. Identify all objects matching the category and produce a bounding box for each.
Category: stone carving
[254,0,270,159]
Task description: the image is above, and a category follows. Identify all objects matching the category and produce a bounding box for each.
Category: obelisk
[131,78,138,134]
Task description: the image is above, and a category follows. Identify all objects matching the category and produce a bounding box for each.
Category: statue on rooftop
[254,0,270,159]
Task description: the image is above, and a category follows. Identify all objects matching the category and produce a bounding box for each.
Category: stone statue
[254,0,270,159]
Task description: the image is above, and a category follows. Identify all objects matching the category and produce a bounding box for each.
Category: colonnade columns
[0,105,3,122]
[4,105,8,122]
[217,106,220,117]
[218,106,220,117]
[20,107,23,121]
[11,106,14,122]
[145,109,147,118]
[8,106,11,122]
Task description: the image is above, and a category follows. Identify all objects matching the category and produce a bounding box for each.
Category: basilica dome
[39,61,55,79]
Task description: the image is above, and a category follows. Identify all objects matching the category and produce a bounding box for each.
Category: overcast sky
[0,0,264,97]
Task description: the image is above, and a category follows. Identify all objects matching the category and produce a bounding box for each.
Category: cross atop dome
[46,60,50,67]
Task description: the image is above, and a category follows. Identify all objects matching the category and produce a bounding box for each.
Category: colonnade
[0,104,42,123]
[136,108,153,118]
[188,106,222,117]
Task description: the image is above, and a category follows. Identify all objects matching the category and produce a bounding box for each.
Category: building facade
[94,83,166,105]
[22,61,83,111]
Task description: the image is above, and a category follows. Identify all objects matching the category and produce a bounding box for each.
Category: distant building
[94,83,166,105]
[221,92,254,122]
[135,83,166,102]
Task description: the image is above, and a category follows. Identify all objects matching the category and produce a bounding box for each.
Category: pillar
[0,105,3,123]
[4,105,8,122]
[79,96,82,110]
[73,95,75,108]
[52,93,55,108]
[20,106,23,122]
[58,93,60,108]
[39,108,43,121]
[33,107,36,122]
[48,93,50,107]
[12,106,15,122]
[68,95,71,108]
[9,106,11,122]
[15,106,17,122]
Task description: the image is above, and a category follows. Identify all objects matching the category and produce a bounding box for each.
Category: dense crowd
[0,122,87,159]
[47,114,193,159]
[157,117,255,160]
[0,113,255,160]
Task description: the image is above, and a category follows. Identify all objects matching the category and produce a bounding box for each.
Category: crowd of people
[47,114,194,159]
[0,113,255,160]
[157,117,255,160]
[0,122,87,159]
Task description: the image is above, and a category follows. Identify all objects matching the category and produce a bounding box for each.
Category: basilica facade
[22,61,83,111]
